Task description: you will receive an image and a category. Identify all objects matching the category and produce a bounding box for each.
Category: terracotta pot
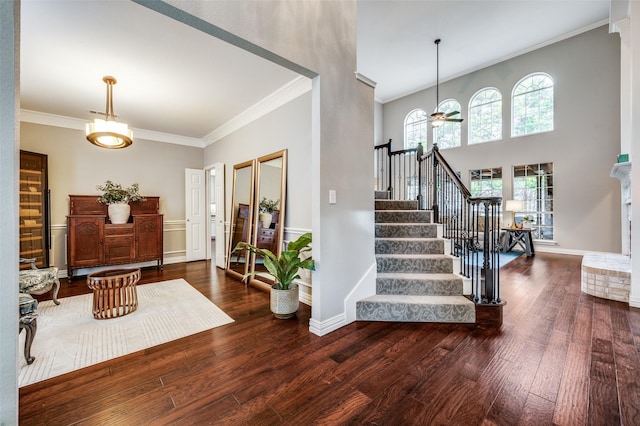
[108,203,131,224]
[270,283,299,319]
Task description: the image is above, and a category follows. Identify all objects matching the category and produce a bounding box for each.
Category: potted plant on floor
[96,180,146,224]
[233,232,315,319]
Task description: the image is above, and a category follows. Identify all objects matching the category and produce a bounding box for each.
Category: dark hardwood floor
[19,253,640,425]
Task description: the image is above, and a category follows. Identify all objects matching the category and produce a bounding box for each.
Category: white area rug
[18,279,234,387]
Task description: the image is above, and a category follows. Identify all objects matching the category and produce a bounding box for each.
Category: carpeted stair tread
[356,294,475,323]
[375,223,438,238]
[375,200,418,211]
[376,254,453,274]
[376,273,463,296]
[375,253,451,260]
[375,191,390,199]
[376,272,462,281]
[375,238,444,254]
[375,210,432,223]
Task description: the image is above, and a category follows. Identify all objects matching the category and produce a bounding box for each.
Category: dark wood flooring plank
[17,256,639,425]
[553,341,590,426]
[609,303,640,425]
[588,300,621,425]
[485,340,546,426]
[517,393,555,426]
[449,351,516,425]
[529,329,571,402]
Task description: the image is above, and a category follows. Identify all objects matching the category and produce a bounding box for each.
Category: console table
[502,228,535,257]
[67,195,163,278]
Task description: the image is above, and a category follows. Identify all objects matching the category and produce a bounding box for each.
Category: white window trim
[510,72,554,138]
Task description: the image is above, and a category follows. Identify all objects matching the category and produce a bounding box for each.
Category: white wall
[0,2,19,423]
[204,92,312,232]
[382,26,621,253]
[170,0,376,334]
[20,122,204,269]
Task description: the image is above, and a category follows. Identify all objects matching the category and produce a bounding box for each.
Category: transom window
[470,168,503,198]
[512,73,554,137]
[433,99,461,149]
[404,109,428,149]
[469,88,502,144]
[513,162,554,240]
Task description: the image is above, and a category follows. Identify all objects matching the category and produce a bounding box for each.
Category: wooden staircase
[356,192,475,323]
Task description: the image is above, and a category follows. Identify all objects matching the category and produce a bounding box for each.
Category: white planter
[259,212,273,228]
[523,221,532,229]
[108,203,131,224]
[270,283,299,319]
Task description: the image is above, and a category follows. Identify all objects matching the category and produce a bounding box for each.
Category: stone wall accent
[581,253,631,302]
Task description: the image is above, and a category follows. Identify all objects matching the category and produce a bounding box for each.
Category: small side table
[86,268,141,319]
[502,228,535,257]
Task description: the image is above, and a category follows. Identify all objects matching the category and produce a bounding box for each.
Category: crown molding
[355,72,377,89]
[21,75,311,149]
[20,109,204,147]
[202,76,312,147]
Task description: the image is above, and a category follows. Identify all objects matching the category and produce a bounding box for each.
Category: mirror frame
[225,159,256,282]
[249,149,287,291]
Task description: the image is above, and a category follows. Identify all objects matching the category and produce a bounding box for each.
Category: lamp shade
[504,199,523,212]
[86,119,133,148]
[86,76,132,149]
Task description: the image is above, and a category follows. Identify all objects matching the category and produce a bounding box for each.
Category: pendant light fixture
[430,39,463,128]
[86,76,133,149]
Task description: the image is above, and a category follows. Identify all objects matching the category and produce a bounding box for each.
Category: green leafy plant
[233,232,315,290]
[523,215,534,222]
[96,181,146,205]
[259,197,279,213]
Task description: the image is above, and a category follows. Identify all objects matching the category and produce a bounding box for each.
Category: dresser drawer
[260,228,275,237]
[105,224,134,236]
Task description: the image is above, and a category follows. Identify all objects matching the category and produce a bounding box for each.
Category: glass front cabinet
[19,150,50,269]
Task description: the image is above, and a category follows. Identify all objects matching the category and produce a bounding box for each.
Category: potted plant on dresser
[233,232,314,319]
[96,180,146,224]
[258,197,279,228]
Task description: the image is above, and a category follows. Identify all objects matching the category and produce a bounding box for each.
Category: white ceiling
[20,0,301,144]
[358,0,611,103]
[20,0,611,145]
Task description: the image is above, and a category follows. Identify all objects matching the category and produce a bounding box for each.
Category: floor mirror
[226,159,256,281]
[249,149,287,291]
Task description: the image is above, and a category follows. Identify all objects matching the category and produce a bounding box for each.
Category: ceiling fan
[430,39,463,127]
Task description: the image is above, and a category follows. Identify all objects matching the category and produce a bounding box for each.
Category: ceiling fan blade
[446,118,464,123]
[445,111,460,117]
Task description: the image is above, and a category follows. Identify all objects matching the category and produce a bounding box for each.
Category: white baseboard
[309,314,346,336]
[629,294,640,308]
[344,262,377,324]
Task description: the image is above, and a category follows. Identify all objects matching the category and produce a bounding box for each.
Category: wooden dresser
[66,195,163,278]
[257,210,280,253]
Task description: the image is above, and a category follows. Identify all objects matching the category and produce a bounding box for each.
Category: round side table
[86,268,141,319]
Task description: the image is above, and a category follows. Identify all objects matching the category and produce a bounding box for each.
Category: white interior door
[185,168,206,261]
[213,163,226,268]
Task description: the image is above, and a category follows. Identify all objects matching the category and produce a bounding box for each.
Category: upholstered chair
[19,258,60,305]
[19,293,38,364]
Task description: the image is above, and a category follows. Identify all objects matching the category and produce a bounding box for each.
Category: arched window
[512,73,554,137]
[404,109,428,149]
[469,88,502,144]
[433,99,461,149]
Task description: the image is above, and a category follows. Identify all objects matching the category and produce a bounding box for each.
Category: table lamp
[504,200,524,228]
